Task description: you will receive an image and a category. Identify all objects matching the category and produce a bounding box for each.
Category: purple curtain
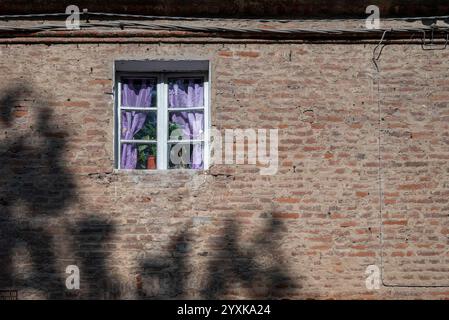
[122,79,153,108]
[169,79,204,108]
[121,79,154,169]
[169,79,204,169]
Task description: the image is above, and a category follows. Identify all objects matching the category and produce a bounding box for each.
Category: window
[115,65,209,171]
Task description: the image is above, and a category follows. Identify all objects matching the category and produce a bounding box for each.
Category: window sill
[112,168,208,175]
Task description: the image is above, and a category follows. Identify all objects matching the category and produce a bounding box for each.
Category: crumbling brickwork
[1,38,449,299]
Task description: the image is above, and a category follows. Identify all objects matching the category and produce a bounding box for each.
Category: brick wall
[1,40,449,299]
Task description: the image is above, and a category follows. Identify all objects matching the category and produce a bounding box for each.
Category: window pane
[121,78,157,108]
[168,78,204,108]
[121,143,157,170]
[168,111,204,141]
[121,111,157,141]
[168,142,203,170]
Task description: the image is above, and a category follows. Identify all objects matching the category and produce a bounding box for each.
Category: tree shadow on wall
[0,84,116,299]
[138,218,294,299]
[0,83,293,299]
[69,217,118,299]
[202,218,293,299]
[138,228,190,299]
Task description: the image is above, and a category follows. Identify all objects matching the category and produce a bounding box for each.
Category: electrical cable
[372,38,449,288]
[0,20,448,37]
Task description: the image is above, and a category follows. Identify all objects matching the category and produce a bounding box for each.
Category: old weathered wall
[0,40,449,299]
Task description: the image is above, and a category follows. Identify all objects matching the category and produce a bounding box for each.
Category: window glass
[117,74,207,170]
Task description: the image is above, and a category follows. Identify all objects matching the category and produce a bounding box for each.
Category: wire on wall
[0,11,448,39]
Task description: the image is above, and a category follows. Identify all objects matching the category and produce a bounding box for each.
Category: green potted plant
[147,144,157,169]
[137,144,157,170]
[135,119,157,169]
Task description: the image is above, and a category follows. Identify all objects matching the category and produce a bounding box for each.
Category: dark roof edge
[0,0,448,19]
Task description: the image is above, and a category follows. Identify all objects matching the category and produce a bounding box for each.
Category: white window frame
[115,71,210,171]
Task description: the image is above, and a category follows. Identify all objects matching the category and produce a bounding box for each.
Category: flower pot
[147,155,156,169]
